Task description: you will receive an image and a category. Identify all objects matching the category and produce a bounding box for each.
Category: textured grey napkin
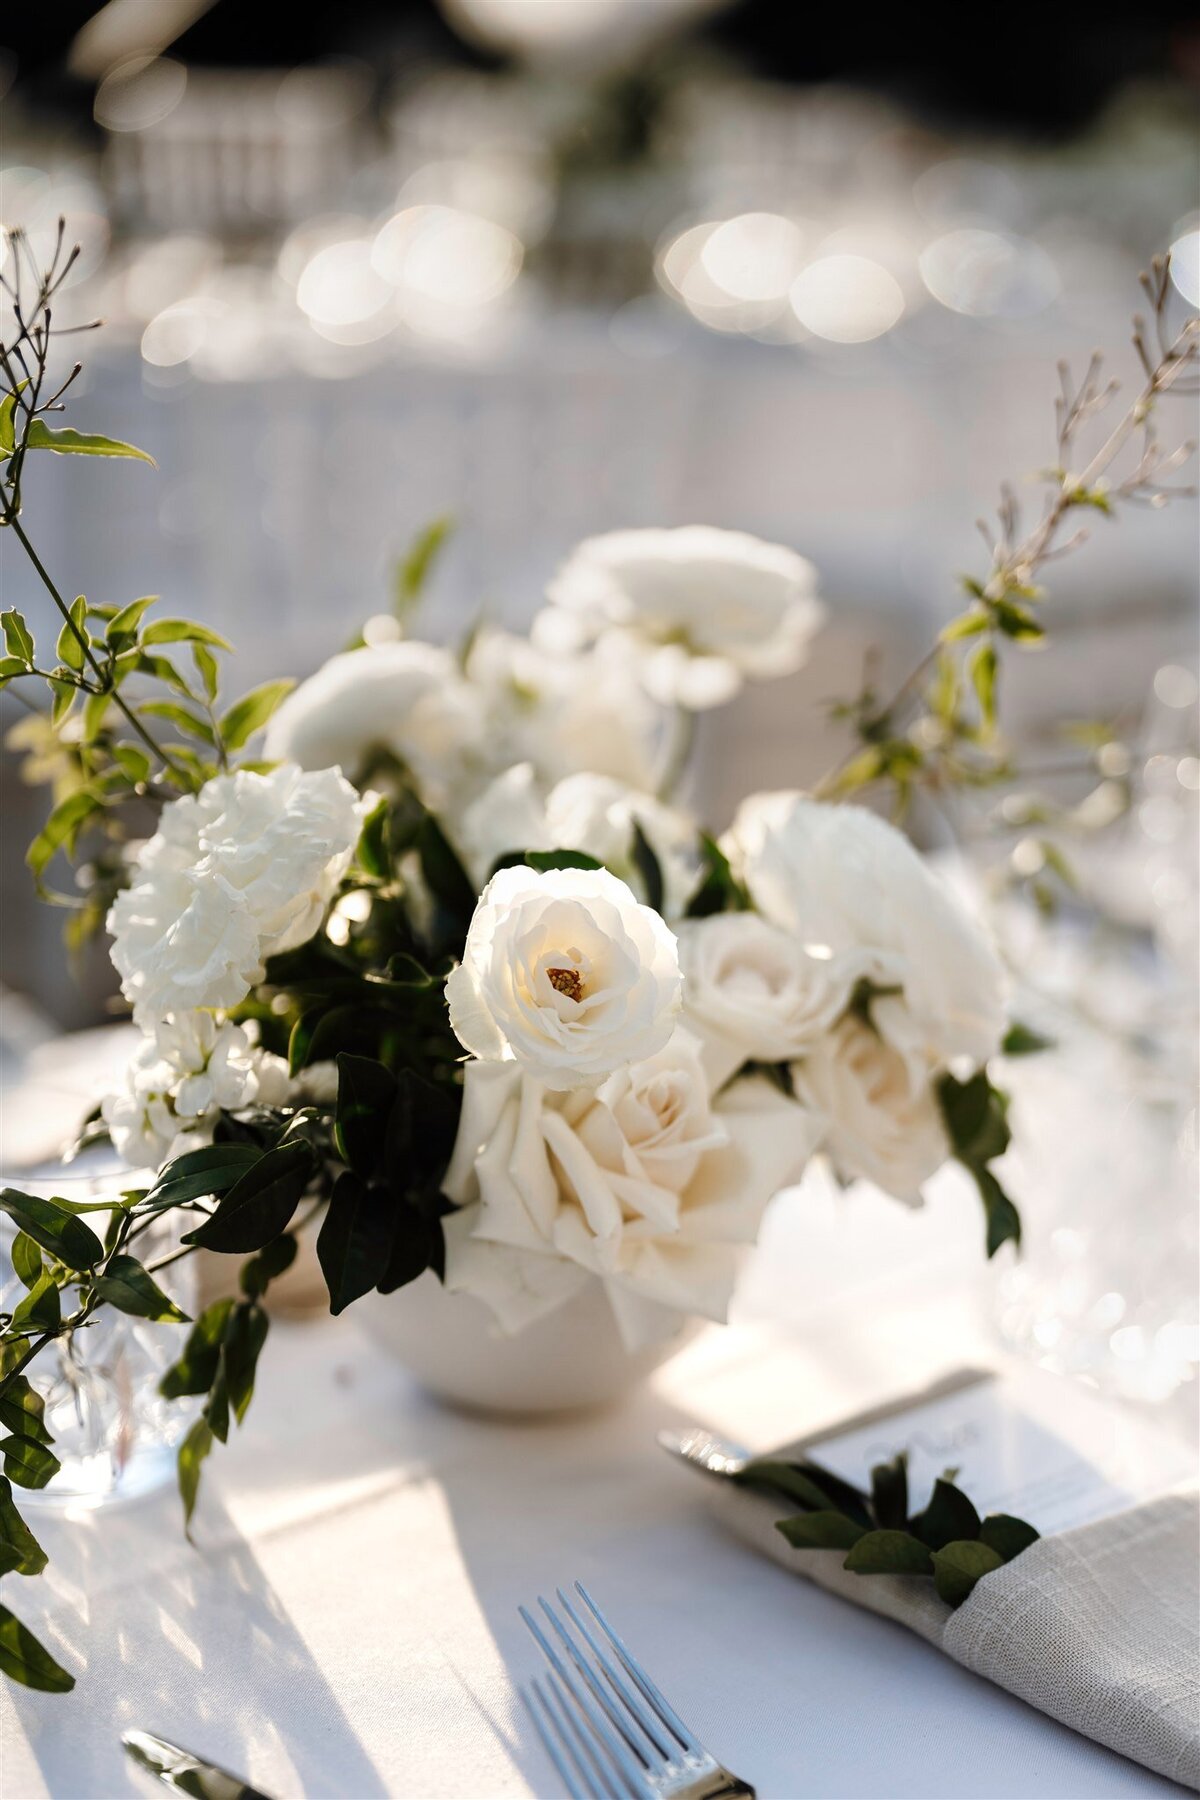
[706,1473,1200,1789]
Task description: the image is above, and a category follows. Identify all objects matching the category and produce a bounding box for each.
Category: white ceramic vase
[357,1272,698,1416]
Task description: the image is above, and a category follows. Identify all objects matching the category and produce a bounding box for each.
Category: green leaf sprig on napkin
[734,1450,1039,1608]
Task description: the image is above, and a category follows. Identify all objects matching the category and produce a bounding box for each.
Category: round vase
[356,1272,698,1416]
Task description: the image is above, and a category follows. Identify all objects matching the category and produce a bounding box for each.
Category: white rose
[677,911,862,1089]
[455,765,700,916]
[442,1030,821,1345]
[534,526,825,709]
[446,864,682,1091]
[791,1011,948,1205]
[263,641,482,804]
[101,1012,290,1168]
[463,626,663,793]
[108,764,362,1024]
[724,792,1007,1072]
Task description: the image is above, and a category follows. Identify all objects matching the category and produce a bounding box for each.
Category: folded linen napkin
[679,1392,1200,1791]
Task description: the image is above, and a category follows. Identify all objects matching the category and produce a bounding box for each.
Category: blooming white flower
[790,1009,948,1205]
[102,1012,290,1168]
[263,641,482,804]
[455,765,700,916]
[677,911,861,1088]
[441,1030,821,1345]
[108,764,362,1024]
[723,792,1007,1074]
[446,864,682,1091]
[462,626,662,793]
[534,526,825,710]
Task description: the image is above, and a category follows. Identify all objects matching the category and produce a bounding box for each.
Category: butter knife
[122,1730,273,1800]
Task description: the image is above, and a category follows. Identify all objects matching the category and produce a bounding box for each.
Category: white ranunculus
[446,864,682,1091]
[102,1011,290,1168]
[442,1030,821,1345]
[724,792,1007,1072]
[263,641,482,804]
[454,765,700,916]
[677,911,862,1089]
[463,626,663,793]
[534,526,825,710]
[790,1012,948,1205]
[108,764,362,1024]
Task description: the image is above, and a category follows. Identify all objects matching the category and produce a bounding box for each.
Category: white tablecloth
[2,1173,1196,1800]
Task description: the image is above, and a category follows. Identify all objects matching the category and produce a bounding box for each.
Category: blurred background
[1,3,1198,1410]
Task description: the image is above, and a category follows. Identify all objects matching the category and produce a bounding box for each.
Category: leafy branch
[816,252,1198,814]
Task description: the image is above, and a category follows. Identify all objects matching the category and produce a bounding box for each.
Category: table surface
[2,1160,1196,1800]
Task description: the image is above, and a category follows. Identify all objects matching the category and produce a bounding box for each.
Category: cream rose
[534,526,824,709]
[678,911,862,1088]
[446,864,682,1090]
[791,1010,948,1204]
[441,1030,821,1345]
[724,792,1007,1073]
[108,764,362,1024]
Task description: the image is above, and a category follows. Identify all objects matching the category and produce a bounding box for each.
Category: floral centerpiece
[0,225,1194,1693]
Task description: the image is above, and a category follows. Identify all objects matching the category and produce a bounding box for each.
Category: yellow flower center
[547,966,584,1004]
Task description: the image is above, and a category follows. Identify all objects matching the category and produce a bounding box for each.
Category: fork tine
[574,1582,699,1753]
[555,1587,672,1762]
[538,1597,654,1765]
[544,1672,629,1800]
[520,1604,656,1800]
[523,1681,593,1800]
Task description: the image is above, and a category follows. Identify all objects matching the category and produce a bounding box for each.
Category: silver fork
[518,1581,755,1800]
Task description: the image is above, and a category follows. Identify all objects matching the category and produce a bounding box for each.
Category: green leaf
[0,1478,47,1577]
[395,515,452,614]
[141,619,232,651]
[193,643,220,703]
[0,1603,74,1692]
[416,813,477,924]
[142,1143,262,1210]
[317,1171,395,1315]
[976,1167,1022,1257]
[991,598,1045,642]
[0,1380,51,1446]
[11,1274,61,1333]
[911,1477,981,1550]
[182,1141,313,1254]
[177,1417,213,1531]
[239,1234,297,1301]
[979,1513,1039,1562]
[1,610,34,665]
[936,1071,1011,1167]
[25,791,101,882]
[220,680,295,752]
[139,699,215,745]
[843,1530,933,1577]
[630,820,665,914]
[941,607,990,642]
[732,1460,836,1512]
[870,1454,909,1531]
[776,1510,866,1550]
[104,596,157,648]
[10,1234,41,1290]
[1001,1022,1054,1056]
[375,1199,440,1294]
[968,640,999,735]
[685,833,752,918]
[0,1188,102,1269]
[0,385,25,456]
[334,1054,397,1179]
[2,1432,61,1491]
[24,419,155,464]
[91,1254,190,1322]
[159,1300,235,1400]
[930,1538,1003,1606]
[219,1302,268,1424]
[55,596,89,673]
[112,743,153,785]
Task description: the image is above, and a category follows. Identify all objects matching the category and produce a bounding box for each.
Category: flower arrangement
[0,225,1194,1693]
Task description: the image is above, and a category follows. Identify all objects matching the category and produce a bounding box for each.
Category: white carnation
[723,792,1007,1074]
[677,911,861,1088]
[263,641,482,804]
[534,526,824,709]
[791,1011,948,1205]
[102,1011,290,1169]
[446,864,682,1091]
[442,1030,821,1346]
[108,764,362,1025]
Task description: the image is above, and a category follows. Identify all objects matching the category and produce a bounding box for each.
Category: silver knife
[122,1730,273,1800]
